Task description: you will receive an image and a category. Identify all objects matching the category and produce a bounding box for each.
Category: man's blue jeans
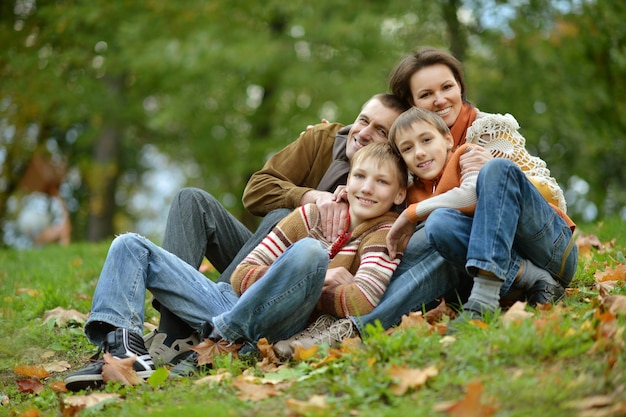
[85,234,327,346]
[424,158,578,295]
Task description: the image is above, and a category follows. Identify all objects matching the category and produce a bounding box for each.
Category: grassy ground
[1,218,625,417]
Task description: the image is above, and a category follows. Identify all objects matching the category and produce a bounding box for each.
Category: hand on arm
[386,210,418,260]
[323,267,354,290]
[302,190,349,241]
[459,145,492,176]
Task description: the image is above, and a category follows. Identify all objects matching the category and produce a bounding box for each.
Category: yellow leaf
[293,344,318,361]
[285,395,327,415]
[501,301,534,324]
[388,365,439,396]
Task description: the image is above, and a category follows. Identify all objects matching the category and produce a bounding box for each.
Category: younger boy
[385,107,576,326]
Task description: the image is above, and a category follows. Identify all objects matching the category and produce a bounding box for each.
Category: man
[147,93,410,365]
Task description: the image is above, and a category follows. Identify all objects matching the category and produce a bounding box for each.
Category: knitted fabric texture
[230,204,401,318]
[465,113,567,212]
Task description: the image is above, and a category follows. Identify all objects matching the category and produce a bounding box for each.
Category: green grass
[1,217,625,417]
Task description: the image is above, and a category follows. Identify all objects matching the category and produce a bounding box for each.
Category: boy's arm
[231,207,307,295]
[318,227,401,317]
[406,144,480,223]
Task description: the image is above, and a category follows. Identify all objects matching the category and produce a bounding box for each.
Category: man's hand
[301,190,349,241]
[460,145,492,176]
[386,210,418,259]
[323,267,354,289]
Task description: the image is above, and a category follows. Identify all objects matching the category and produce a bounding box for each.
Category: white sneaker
[273,314,357,359]
[145,331,200,366]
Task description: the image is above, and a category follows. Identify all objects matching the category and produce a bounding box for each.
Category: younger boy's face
[393,120,453,181]
[346,158,406,227]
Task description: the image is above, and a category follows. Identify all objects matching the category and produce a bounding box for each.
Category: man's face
[345,99,401,160]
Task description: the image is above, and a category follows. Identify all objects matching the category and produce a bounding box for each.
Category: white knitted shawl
[466,113,567,212]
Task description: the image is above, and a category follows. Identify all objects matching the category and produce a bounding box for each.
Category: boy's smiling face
[393,120,454,182]
[346,158,406,228]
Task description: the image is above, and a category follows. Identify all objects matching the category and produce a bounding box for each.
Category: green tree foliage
[467,0,626,220]
[0,0,445,242]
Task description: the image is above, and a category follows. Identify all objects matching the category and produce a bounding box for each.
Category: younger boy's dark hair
[388,107,450,156]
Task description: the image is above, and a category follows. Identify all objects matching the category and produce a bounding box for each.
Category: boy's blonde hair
[388,107,450,155]
[350,142,408,189]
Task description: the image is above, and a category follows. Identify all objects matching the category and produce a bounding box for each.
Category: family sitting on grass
[64,47,578,392]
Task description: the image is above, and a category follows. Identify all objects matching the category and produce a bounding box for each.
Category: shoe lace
[293,315,354,345]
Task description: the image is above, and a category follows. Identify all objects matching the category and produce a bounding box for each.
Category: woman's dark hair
[388,47,470,106]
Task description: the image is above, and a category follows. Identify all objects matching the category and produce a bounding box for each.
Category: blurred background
[1,0,624,248]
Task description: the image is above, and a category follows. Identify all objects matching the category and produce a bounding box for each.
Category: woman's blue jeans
[424,158,578,295]
[85,234,327,346]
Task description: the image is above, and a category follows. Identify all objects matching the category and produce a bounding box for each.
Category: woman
[386,47,577,320]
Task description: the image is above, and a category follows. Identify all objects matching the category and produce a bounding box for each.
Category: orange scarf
[450,103,477,149]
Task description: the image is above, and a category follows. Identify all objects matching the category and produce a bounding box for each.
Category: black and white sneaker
[64,328,155,392]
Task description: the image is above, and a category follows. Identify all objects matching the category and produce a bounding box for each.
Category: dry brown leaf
[14,365,50,379]
[285,395,327,415]
[42,307,89,327]
[501,301,534,324]
[101,352,142,386]
[49,381,68,393]
[425,299,456,323]
[433,381,498,417]
[231,377,283,401]
[595,264,626,283]
[18,407,40,417]
[192,338,243,367]
[194,371,231,385]
[576,234,603,256]
[255,338,280,371]
[17,378,44,394]
[602,294,626,315]
[388,365,439,396]
[43,360,72,373]
[63,393,121,409]
[398,311,431,331]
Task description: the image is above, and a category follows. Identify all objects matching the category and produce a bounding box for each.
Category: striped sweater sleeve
[319,218,401,317]
[230,205,312,295]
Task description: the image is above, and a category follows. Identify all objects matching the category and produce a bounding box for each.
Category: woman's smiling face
[409,63,463,128]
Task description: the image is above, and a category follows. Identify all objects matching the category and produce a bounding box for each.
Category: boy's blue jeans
[424,158,578,295]
[85,235,327,346]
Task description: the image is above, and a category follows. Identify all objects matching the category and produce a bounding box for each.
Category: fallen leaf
[388,365,439,396]
[43,360,72,373]
[17,378,44,394]
[433,381,498,417]
[43,307,89,327]
[14,365,50,379]
[595,264,626,283]
[293,344,318,361]
[231,377,283,401]
[602,294,626,315]
[101,353,142,386]
[49,381,68,393]
[63,393,121,412]
[576,234,603,256]
[500,301,533,324]
[192,338,243,367]
[285,395,327,415]
[195,371,232,385]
